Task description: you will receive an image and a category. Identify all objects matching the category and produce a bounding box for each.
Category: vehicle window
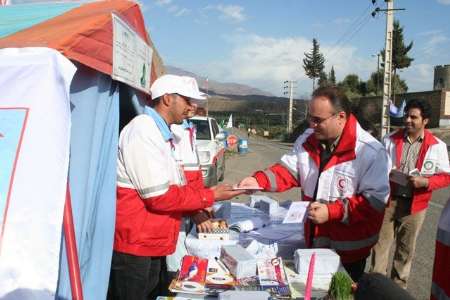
[211,120,220,138]
[191,119,211,140]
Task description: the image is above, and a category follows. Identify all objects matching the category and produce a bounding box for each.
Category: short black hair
[312,86,352,116]
[404,99,432,120]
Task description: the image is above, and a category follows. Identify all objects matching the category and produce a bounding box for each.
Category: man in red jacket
[239,86,390,281]
[108,75,243,300]
[370,99,450,289]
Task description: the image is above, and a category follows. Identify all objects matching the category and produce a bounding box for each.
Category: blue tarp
[0,2,80,38]
[56,64,119,300]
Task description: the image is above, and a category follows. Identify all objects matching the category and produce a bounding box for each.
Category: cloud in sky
[204,4,247,23]
[401,63,434,92]
[188,34,374,97]
[155,0,171,6]
[437,0,450,5]
[154,0,190,17]
[419,30,449,57]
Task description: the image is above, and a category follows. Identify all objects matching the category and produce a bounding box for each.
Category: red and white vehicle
[190,116,226,187]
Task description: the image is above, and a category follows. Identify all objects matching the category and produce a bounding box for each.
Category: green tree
[366,71,383,95]
[380,20,413,98]
[302,38,325,91]
[337,74,364,100]
[318,71,329,88]
[329,66,336,86]
[367,70,408,96]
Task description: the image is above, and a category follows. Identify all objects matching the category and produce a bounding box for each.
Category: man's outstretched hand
[210,183,244,201]
[238,176,259,188]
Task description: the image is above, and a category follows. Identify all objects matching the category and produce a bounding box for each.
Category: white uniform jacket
[253,114,390,263]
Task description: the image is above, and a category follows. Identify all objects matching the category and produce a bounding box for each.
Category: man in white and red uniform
[108,75,243,300]
[370,99,450,289]
[239,86,390,281]
[430,197,450,300]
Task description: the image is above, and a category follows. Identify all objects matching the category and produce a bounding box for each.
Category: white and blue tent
[0,1,164,299]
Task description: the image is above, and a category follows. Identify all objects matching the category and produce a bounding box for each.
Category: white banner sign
[112,13,153,94]
[0,47,75,299]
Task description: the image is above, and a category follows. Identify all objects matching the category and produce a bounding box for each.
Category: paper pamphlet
[282,201,309,224]
[170,256,208,294]
[232,184,263,191]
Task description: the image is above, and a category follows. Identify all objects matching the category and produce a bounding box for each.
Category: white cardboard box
[294,248,340,276]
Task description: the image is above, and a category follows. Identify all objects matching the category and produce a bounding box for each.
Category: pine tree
[302,38,325,91]
[329,66,336,86]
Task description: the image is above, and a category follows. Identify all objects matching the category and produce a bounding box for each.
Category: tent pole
[63,184,84,300]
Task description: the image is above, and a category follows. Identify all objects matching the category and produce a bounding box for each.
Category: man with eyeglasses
[108,75,244,300]
[239,86,390,281]
[370,99,450,289]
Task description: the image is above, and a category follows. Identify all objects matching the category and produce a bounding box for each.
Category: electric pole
[372,0,405,137]
[381,0,394,137]
[283,80,296,134]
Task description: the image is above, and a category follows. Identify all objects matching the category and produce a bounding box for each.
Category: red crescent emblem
[337,178,346,190]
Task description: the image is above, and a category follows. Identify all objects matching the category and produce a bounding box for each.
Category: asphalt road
[222,135,449,300]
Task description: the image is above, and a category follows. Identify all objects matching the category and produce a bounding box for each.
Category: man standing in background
[370,99,450,289]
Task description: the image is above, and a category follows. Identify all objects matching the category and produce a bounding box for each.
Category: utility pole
[205,77,209,116]
[372,0,405,137]
[283,80,296,134]
[381,0,394,137]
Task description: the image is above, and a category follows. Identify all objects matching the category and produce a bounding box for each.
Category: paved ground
[222,133,449,300]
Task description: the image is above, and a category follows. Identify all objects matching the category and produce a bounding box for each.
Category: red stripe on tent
[64,183,84,300]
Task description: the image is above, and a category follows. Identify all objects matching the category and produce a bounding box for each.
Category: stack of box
[220,245,257,279]
[294,248,341,276]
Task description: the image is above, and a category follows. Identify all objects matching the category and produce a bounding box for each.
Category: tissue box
[257,196,279,215]
[220,245,257,279]
[294,248,340,276]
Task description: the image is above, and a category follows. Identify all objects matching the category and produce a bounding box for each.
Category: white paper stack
[219,290,271,300]
[294,248,340,276]
[220,245,257,279]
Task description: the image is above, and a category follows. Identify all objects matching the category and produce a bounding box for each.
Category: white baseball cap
[150,74,206,100]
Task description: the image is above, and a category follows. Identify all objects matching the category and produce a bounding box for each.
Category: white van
[190,116,226,187]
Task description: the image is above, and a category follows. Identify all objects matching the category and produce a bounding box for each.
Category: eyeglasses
[307,113,337,125]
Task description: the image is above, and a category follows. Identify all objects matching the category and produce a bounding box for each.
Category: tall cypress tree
[302,38,325,91]
[329,66,336,86]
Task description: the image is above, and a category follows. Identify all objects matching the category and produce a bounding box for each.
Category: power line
[326,4,373,58]
[327,14,373,60]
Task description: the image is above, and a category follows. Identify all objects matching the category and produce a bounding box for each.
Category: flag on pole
[0,48,76,299]
[389,99,406,118]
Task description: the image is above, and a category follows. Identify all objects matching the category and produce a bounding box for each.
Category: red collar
[391,129,438,168]
[303,114,357,171]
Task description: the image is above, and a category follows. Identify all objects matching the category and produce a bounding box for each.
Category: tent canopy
[0,0,164,81]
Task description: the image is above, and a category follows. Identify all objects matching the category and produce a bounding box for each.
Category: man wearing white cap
[108,75,243,300]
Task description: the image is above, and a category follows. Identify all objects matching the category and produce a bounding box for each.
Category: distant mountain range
[166,65,273,97]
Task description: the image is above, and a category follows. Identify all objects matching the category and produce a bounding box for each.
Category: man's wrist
[327,201,344,222]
